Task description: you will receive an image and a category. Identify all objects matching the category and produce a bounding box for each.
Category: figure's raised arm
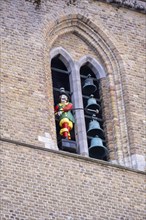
[63,103,73,112]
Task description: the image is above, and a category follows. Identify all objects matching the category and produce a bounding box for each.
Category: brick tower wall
[1,0,145,163]
[1,141,145,220]
[1,0,145,219]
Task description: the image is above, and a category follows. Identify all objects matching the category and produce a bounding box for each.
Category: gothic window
[51,55,76,146]
[51,49,108,161]
[80,64,108,161]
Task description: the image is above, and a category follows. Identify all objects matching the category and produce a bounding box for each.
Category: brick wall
[1,141,145,220]
[1,0,145,155]
[1,3,145,218]
[1,0,145,170]
[1,0,145,166]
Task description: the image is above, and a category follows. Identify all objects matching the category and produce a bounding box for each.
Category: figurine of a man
[55,88,75,140]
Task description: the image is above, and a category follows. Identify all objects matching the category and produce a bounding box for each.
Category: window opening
[51,54,108,161]
[80,64,108,161]
[51,56,77,153]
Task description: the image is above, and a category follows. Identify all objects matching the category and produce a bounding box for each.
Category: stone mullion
[70,62,89,157]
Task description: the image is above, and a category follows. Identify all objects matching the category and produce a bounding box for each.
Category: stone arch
[50,47,74,72]
[44,12,132,168]
[50,46,78,98]
[78,55,106,79]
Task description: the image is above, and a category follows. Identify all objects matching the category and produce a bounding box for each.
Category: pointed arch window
[50,48,109,161]
[51,55,76,149]
[80,63,108,161]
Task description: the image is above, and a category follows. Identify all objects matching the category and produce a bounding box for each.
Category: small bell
[89,136,108,159]
[82,74,97,95]
[85,94,100,115]
[87,118,104,138]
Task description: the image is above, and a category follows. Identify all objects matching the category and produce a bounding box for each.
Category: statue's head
[59,87,69,103]
[60,94,68,103]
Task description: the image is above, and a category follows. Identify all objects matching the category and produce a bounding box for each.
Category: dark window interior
[80,64,108,161]
[51,56,108,160]
[51,56,70,105]
[51,56,76,145]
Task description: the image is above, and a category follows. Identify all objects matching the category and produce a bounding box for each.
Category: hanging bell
[89,136,108,159]
[85,94,100,115]
[87,118,104,138]
[82,74,97,95]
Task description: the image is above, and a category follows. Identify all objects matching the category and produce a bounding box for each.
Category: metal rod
[51,67,71,75]
[53,89,101,102]
[84,114,103,122]
[87,136,106,143]
[80,74,100,82]
[54,107,103,122]
[82,95,101,102]
[53,87,72,96]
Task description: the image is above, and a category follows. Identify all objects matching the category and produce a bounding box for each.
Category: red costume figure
[55,88,75,140]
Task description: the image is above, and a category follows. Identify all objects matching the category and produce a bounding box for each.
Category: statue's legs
[59,118,73,140]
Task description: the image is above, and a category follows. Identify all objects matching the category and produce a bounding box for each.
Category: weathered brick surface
[1,142,145,220]
[0,11,145,220]
[1,1,145,218]
[1,0,145,164]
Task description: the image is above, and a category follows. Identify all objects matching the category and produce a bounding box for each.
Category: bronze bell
[87,118,104,138]
[89,136,108,159]
[85,94,100,115]
[82,74,97,95]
